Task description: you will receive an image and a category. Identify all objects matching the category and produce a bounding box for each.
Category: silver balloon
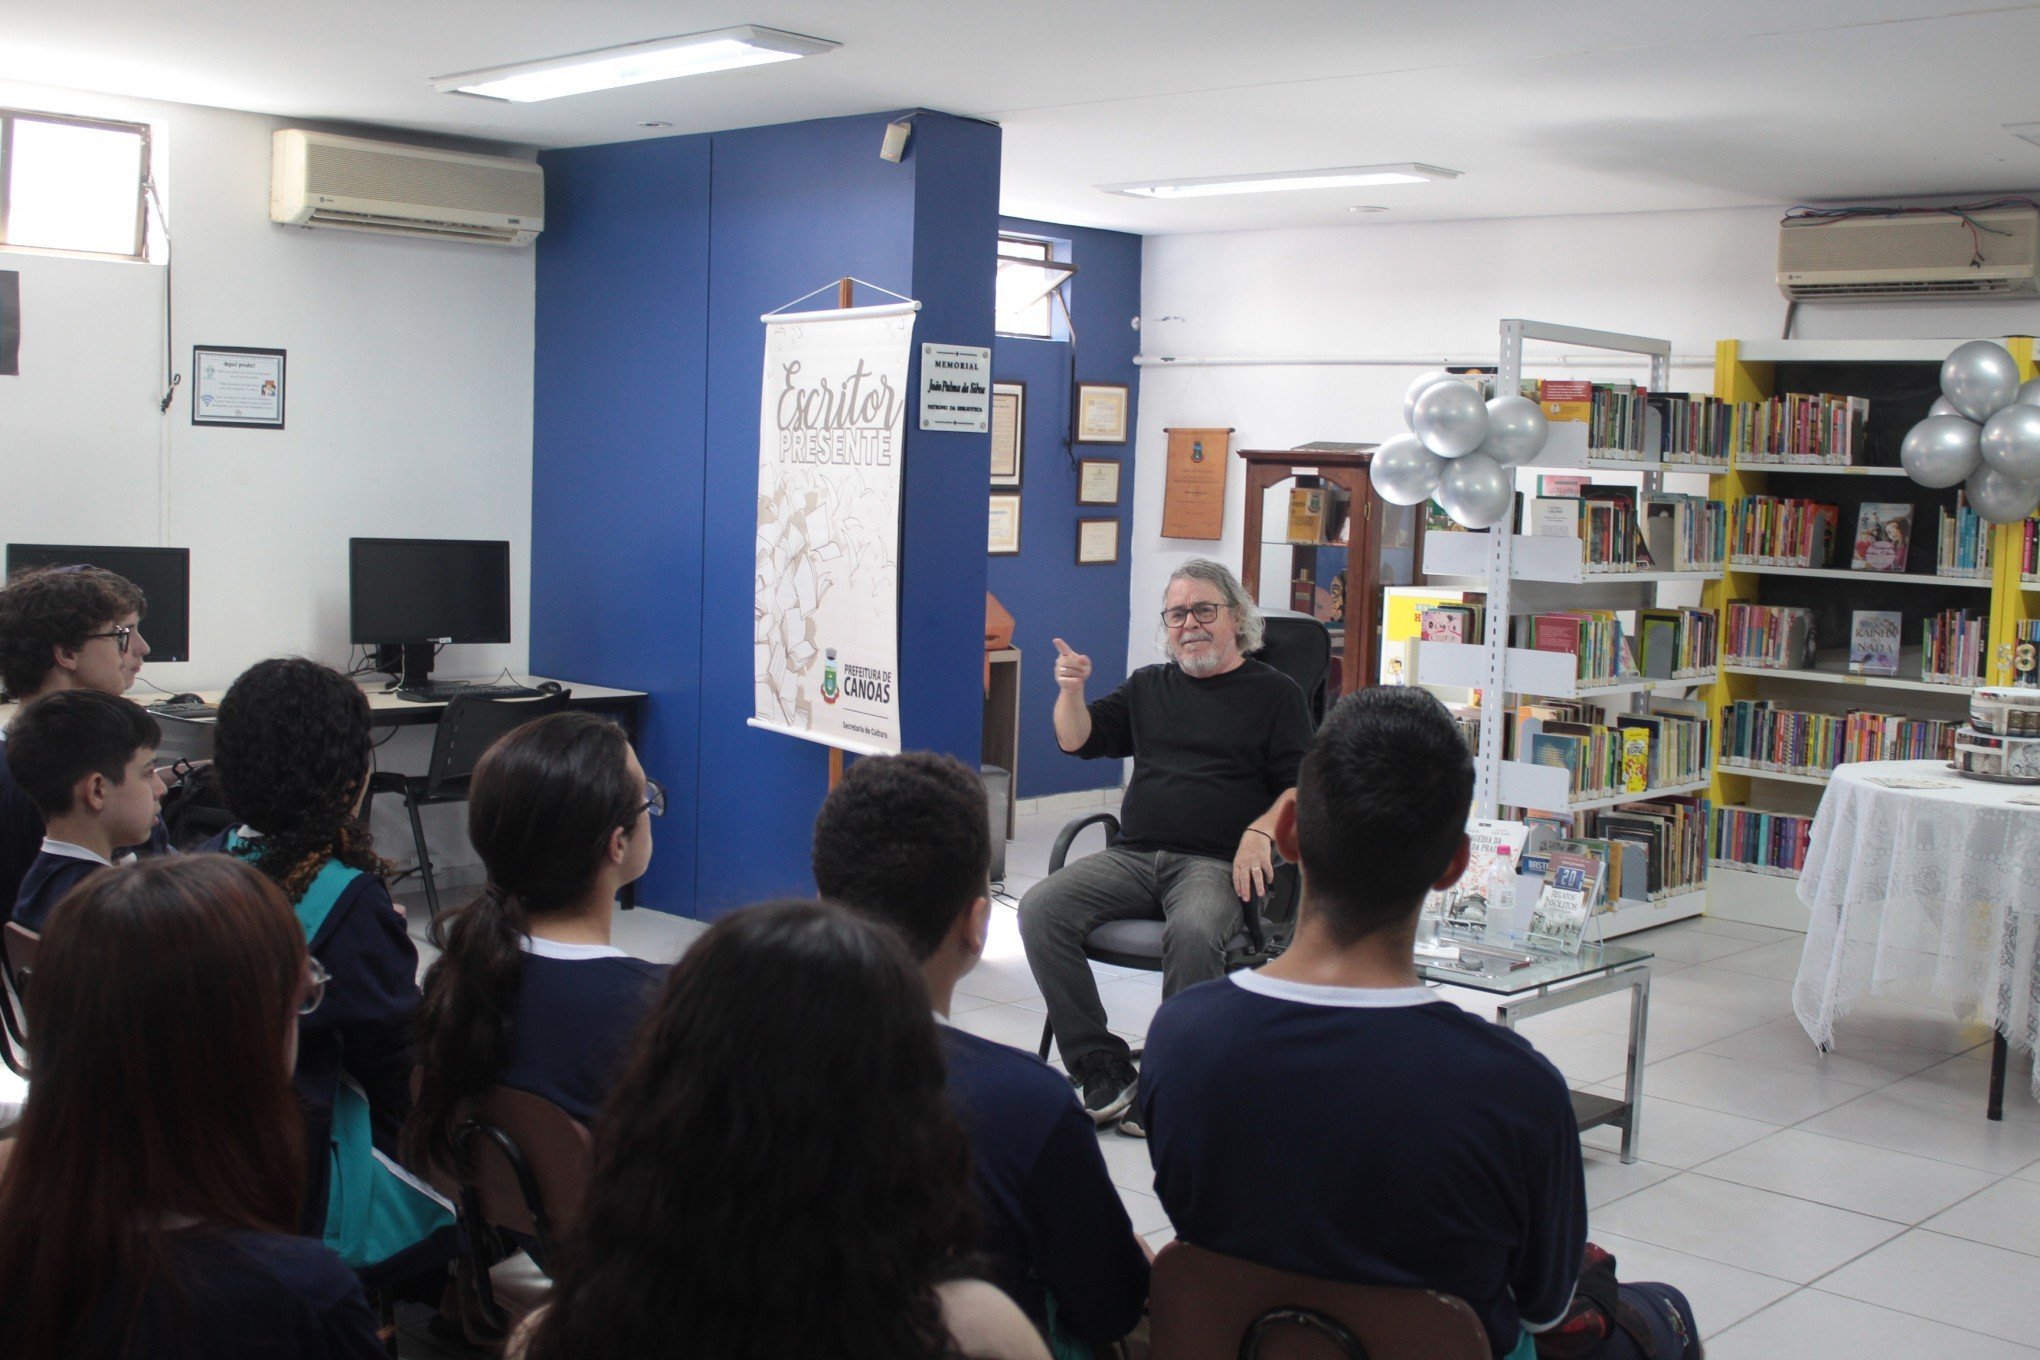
[1370,432,1444,506]
[2017,376,2040,407]
[1965,465,2040,525]
[1412,379,1490,459]
[1433,452,1513,529]
[1941,340,2021,422]
[1899,415,1982,489]
[1481,393,1549,468]
[1402,370,1456,426]
[1928,396,1961,418]
[1981,403,2040,481]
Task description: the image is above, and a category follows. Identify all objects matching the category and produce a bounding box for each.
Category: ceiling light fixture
[432,25,838,103]
[1347,205,1388,213]
[1100,163,1459,200]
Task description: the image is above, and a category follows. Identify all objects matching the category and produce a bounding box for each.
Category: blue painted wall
[987,216,1143,798]
[533,111,998,918]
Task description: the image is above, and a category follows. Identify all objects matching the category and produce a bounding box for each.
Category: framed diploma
[192,345,286,429]
[990,381,1024,487]
[1076,517,1120,565]
[1075,381,1129,444]
[1077,458,1120,505]
[988,493,1022,555]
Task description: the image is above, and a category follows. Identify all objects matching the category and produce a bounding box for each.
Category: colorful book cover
[1423,819,1528,935]
[1851,502,1914,573]
[1848,610,1903,677]
[1621,728,1650,792]
[1529,850,1602,954]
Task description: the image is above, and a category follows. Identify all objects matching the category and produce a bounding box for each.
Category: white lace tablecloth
[1795,759,2040,1100]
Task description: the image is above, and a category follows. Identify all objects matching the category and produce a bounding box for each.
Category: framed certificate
[990,381,1024,487]
[192,345,286,429]
[1076,517,1120,565]
[1077,457,1120,505]
[1075,381,1129,444]
[988,493,1022,556]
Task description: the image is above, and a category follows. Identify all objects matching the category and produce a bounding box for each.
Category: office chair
[0,924,36,1078]
[444,1086,594,1339]
[1147,1240,1491,1360]
[1034,813,1291,1062]
[366,691,570,925]
[1255,609,1336,727]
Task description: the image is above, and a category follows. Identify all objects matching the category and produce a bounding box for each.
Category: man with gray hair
[1020,559,1312,1129]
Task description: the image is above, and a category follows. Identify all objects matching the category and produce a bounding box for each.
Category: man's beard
[1173,632,1225,677]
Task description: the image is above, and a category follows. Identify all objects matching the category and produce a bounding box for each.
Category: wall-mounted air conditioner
[270,129,543,247]
[1778,206,2040,301]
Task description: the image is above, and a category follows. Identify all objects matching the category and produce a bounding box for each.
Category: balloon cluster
[1372,371,1551,529]
[1900,341,2040,523]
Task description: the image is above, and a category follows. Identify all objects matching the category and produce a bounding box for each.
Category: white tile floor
[393,803,2040,1356]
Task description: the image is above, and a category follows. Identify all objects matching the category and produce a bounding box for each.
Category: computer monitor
[348,537,511,688]
[4,544,192,663]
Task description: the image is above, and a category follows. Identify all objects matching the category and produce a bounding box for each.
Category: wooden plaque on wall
[1161,427,1232,540]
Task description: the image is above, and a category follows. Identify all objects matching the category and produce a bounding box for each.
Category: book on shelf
[1724,602,1818,670]
[1512,609,1636,685]
[1729,496,1839,568]
[1422,818,1527,935]
[1620,728,1649,793]
[1850,502,1914,574]
[1937,491,1993,579]
[1642,493,1727,572]
[1536,379,1595,426]
[1511,698,1708,800]
[1420,601,1486,645]
[1527,497,1580,538]
[1528,850,1604,954]
[1719,698,1958,774]
[1922,607,1986,685]
[1598,794,1710,900]
[1848,610,1903,677]
[1730,392,1869,465]
[2016,621,2040,688]
[1712,805,1813,879]
[1285,486,1348,544]
[1536,474,1589,498]
[1637,607,1718,679]
[1644,392,1732,466]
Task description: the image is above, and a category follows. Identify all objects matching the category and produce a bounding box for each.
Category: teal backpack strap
[224,833,361,943]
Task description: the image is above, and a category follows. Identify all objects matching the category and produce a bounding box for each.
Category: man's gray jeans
[1018,845,1243,1067]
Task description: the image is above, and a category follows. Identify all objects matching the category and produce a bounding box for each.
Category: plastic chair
[444,1086,594,1338]
[1255,610,1335,728]
[366,691,570,923]
[0,923,35,1078]
[1147,1240,1491,1360]
[1034,812,1289,1061]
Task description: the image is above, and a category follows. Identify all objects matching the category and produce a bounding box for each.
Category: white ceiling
[9,1,2040,234]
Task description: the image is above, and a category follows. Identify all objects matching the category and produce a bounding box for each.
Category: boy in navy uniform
[813,752,1150,1355]
[1139,688,1698,1360]
[7,690,165,931]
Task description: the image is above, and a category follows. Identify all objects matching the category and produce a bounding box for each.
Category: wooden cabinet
[1237,443,1421,696]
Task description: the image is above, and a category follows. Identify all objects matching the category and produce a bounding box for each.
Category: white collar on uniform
[1230,968,1436,1009]
[520,935,629,961]
[40,837,117,868]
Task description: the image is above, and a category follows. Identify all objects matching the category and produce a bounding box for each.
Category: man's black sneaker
[1074,1054,1138,1125]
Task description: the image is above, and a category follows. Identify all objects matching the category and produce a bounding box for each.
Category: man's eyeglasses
[639,779,667,819]
[1160,602,1225,628]
[80,625,134,655]
[299,957,333,1016]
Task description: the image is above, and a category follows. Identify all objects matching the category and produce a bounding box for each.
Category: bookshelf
[1703,336,2039,929]
[1414,320,1714,938]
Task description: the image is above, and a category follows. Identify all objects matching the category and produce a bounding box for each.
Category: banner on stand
[750,300,918,757]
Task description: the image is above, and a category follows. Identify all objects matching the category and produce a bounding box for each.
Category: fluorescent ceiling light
[432,26,838,103]
[1100,163,1460,200]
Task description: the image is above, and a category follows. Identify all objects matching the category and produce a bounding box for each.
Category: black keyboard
[149,701,218,719]
[392,683,544,704]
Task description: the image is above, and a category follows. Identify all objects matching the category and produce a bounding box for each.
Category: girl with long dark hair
[209,657,451,1272]
[404,711,664,1178]
[516,901,1049,1360]
[0,855,384,1359]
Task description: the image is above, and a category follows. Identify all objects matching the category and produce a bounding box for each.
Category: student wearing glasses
[1019,559,1312,1130]
[405,712,666,1181]
[0,855,385,1359]
[0,564,160,915]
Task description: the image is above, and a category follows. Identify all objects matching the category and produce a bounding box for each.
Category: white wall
[0,79,537,871]
[1128,203,2040,666]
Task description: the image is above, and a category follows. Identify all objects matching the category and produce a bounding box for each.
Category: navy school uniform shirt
[11,839,132,934]
[1073,660,1312,860]
[505,937,668,1123]
[1138,970,1586,1359]
[940,1021,1149,1345]
[0,727,174,928]
[84,1227,386,1360]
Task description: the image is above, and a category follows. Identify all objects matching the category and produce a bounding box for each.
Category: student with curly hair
[514,901,1049,1360]
[404,711,665,1181]
[0,854,385,1359]
[207,657,452,1275]
[0,563,154,918]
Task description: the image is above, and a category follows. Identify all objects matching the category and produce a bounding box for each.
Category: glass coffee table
[1419,941,1653,1163]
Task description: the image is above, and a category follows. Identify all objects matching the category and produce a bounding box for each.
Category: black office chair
[1034,813,1291,1062]
[367,691,570,924]
[1255,609,1335,726]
